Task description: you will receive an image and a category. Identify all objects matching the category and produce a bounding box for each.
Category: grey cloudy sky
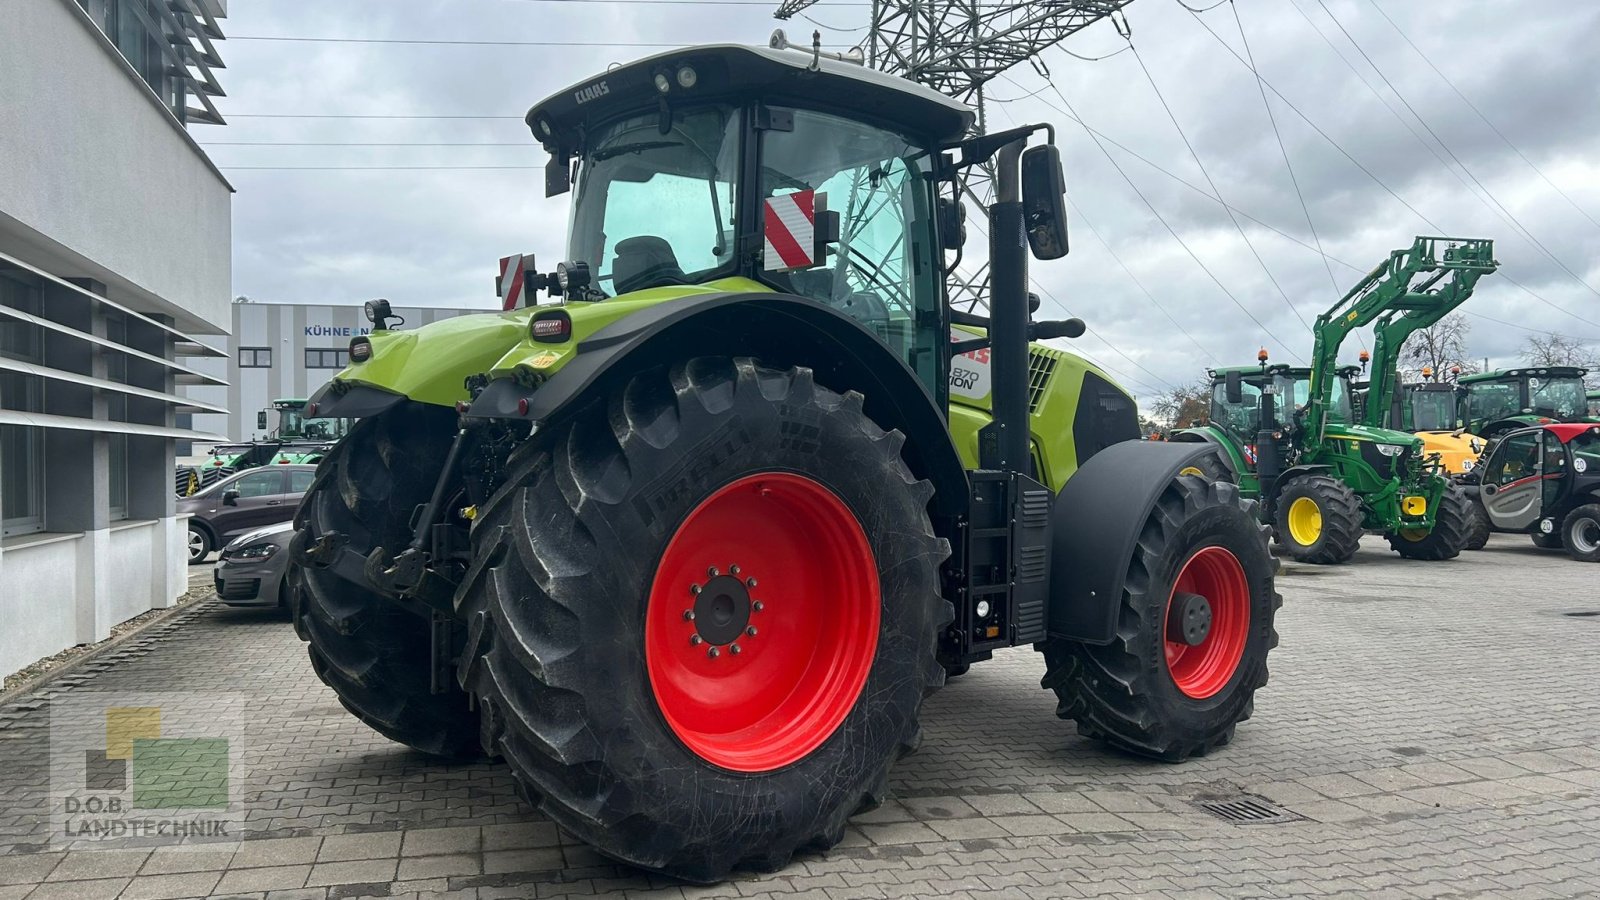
[211,0,1600,404]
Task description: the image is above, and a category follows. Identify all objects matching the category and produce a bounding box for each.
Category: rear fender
[470,292,970,518]
[1048,440,1220,644]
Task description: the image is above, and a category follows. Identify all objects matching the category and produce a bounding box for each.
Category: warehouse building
[0,0,231,677]
[185,301,485,443]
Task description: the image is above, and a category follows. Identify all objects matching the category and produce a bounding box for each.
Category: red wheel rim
[644,472,879,772]
[1163,546,1250,699]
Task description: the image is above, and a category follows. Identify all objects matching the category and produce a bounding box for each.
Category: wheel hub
[1166,591,1212,646]
[690,573,754,647]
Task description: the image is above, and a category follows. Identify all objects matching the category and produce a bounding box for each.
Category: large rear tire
[1274,475,1362,564]
[456,358,948,882]
[1039,476,1278,761]
[1387,484,1470,560]
[291,404,483,758]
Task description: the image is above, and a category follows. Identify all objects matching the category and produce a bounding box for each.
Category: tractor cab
[1587,390,1600,419]
[523,43,975,398]
[1460,367,1596,438]
[1403,381,1467,432]
[1472,423,1600,560]
[1206,364,1357,445]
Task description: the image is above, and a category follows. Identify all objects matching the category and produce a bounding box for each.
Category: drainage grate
[1191,794,1300,824]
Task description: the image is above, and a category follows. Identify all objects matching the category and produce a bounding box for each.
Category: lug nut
[708,566,719,577]
[707,647,720,659]
[690,584,702,596]
[746,577,758,588]
[690,635,703,646]
[753,601,764,612]
[683,610,695,621]
[730,565,741,575]
[746,626,758,637]
[730,644,742,655]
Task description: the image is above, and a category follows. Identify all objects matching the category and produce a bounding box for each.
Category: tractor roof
[1502,423,1600,444]
[1459,366,1588,383]
[526,44,976,150]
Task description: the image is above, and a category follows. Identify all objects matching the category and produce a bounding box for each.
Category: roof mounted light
[654,72,672,94]
[676,65,698,89]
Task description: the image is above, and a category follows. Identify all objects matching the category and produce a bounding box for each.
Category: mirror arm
[950,337,990,356]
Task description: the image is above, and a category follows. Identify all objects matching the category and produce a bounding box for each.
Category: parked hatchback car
[213,521,295,607]
[179,465,316,564]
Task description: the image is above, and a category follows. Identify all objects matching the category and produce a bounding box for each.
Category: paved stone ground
[2,535,1599,899]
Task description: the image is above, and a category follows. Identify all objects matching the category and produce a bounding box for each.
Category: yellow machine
[1400,367,1485,476]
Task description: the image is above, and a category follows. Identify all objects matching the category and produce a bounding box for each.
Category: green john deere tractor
[1460,367,1600,440]
[287,43,1279,881]
[176,399,354,496]
[1176,237,1494,564]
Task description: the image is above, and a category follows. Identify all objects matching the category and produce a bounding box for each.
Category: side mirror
[222,489,240,507]
[545,151,571,198]
[937,197,966,251]
[1225,371,1244,405]
[256,411,268,431]
[1020,144,1069,260]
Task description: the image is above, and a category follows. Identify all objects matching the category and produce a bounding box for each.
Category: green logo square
[131,738,229,810]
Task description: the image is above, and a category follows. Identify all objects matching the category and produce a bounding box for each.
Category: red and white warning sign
[763,190,816,271]
[497,254,528,310]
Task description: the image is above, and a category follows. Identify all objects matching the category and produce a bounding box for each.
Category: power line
[1043,78,1304,362]
[1126,39,1313,336]
[1223,0,1343,309]
[1365,0,1600,235]
[220,165,538,170]
[1312,0,1600,324]
[1184,10,1444,234]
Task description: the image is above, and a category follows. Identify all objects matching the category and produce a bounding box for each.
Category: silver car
[213,521,295,607]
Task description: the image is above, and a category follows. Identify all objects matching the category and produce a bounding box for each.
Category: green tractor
[1176,237,1494,564]
[287,44,1279,881]
[1460,366,1599,440]
[177,399,353,496]
[1589,389,1600,419]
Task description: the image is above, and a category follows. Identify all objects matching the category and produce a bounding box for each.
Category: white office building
[185,301,485,443]
[0,0,232,677]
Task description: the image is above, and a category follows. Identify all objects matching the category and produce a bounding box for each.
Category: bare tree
[1521,333,1600,387]
[1398,314,1476,380]
[1150,377,1213,429]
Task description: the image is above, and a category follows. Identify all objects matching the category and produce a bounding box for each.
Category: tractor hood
[1323,422,1420,449]
[308,277,770,413]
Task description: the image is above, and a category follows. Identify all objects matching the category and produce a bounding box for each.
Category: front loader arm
[1308,236,1497,449]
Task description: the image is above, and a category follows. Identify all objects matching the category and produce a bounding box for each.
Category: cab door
[1479,431,1546,530]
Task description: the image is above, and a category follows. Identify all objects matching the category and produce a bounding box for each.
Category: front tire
[291,405,483,758]
[1561,504,1600,562]
[1274,475,1362,564]
[1387,484,1470,560]
[1039,476,1279,761]
[456,358,948,882]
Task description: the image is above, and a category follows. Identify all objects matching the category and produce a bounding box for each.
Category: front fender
[470,291,970,518]
[1047,440,1219,644]
[1172,425,1245,476]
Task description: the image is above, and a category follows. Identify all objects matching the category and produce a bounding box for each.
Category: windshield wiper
[590,140,683,163]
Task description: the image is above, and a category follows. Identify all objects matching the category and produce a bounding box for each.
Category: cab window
[1211,378,1262,438]
[1484,432,1540,486]
[760,109,941,392]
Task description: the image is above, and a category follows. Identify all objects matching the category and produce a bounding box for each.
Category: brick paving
[2,535,1599,898]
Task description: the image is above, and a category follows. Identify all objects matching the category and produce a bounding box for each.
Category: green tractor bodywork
[1176,237,1496,562]
[291,43,1277,882]
[1460,367,1600,439]
[1589,390,1600,419]
[176,399,352,495]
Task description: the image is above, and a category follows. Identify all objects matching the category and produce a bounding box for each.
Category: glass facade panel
[0,274,45,535]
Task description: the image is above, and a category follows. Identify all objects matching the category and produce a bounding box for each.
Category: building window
[1,273,46,536]
[305,348,350,369]
[77,0,193,124]
[106,315,130,521]
[238,347,272,368]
